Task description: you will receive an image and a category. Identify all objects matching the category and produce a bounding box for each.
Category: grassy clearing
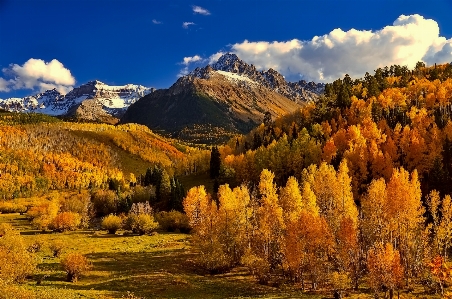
[0,213,444,299]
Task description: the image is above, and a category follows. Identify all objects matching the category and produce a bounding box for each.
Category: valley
[1,56,452,299]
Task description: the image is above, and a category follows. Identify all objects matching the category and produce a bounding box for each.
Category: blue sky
[1,0,452,98]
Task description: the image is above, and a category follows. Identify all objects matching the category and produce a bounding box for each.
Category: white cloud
[182,55,202,66]
[152,19,162,24]
[0,78,10,92]
[208,52,225,64]
[182,22,195,29]
[184,14,452,83]
[192,5,210,15]
[1,58,75,94]
[178,55,205,77]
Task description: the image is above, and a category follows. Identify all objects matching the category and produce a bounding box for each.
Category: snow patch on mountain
[216,70,256,85]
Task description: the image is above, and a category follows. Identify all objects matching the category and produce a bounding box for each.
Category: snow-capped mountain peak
[0,81,155,118]
[189,53,324,103]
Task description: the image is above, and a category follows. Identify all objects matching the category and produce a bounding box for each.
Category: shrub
[60,191,91,228]
[129,201,153,215]
[91,189,118,217]
[241,249,271,284]
[125,214,158,235]
[0,224,37,283]
[27,199,60,231]
[101,214,123,234]
[27,237,45,253]
[61,253,91,282]
[49,240,66,257]
[0,201,27,214]
[155,210,190,233]
[51,212,81,232]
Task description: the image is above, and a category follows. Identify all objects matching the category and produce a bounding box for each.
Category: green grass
[0,213,445,299]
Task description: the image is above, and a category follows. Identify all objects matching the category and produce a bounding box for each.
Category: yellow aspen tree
[303,161,357,232]
[300,182,319,217]
[217,184,251,265]
[386,167,425,286]
[336,160,359,226]
[243,169,284,283]
[183,186,225,272]
[279,176,303,224]
[361,178,388,248]
[336,216,362,290]
[367,243,404,299]
[257,169,284,267]
[426,191,452,260]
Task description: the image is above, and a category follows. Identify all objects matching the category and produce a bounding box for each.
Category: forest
[2,63,452,298]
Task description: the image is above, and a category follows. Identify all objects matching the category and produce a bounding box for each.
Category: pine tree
[210,146,221,179]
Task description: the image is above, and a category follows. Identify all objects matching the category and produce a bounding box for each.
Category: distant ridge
[0,81,155,122]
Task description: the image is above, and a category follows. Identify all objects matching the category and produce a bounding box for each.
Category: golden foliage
[61,253,92,282]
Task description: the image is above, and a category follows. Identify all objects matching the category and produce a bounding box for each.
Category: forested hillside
[0,113,210,200]
[182,62,452,297]
[221,62,452,198]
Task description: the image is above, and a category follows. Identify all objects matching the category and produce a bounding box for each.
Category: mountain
[0,81,155,122]
[121,53,324,144]
[208,53,324,103]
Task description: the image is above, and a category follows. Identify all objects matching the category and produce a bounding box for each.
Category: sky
[1,0,452,98]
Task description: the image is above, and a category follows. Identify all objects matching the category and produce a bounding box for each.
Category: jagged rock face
[192,53,324,103]
[0,81,154,121]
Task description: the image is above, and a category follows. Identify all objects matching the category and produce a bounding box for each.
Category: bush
[125,214,159,235]
[155,210,190,233]
[101,214,123,234]
[27,199,60,231]
[61,253,91,282]
[49,240,65,257]
[0,201,27,214]
[27,237,45,253]
[51,212,81,232]
[91,189,118,217]
[60,192,91,228]
[0,224,37,283]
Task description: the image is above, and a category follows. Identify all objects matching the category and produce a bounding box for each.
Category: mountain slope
[122,54,323,144]
[0,81,154,122]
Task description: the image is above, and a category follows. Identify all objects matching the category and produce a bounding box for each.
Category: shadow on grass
[88,233,127,238]
[36,249,198,297]
[35,248,273,299]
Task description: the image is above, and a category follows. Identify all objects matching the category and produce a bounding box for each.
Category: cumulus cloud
[182,55,202,66]
[152,19,162,24]
[178,55,205,77]
[192,5,210,15]
[182,14,452,83]
[0,78,10,92]
[182,22,195,29]
[1,58,75,94]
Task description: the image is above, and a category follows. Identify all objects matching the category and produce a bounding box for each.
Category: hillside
[221,62,452,197]
[0,113,210,199]
[121,54,323,144]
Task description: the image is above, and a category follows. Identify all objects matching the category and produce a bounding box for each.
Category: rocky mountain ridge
[191,53,324,103]
[0,81,155,121]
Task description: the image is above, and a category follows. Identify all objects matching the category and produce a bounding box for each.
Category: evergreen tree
[210,146,221,179]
